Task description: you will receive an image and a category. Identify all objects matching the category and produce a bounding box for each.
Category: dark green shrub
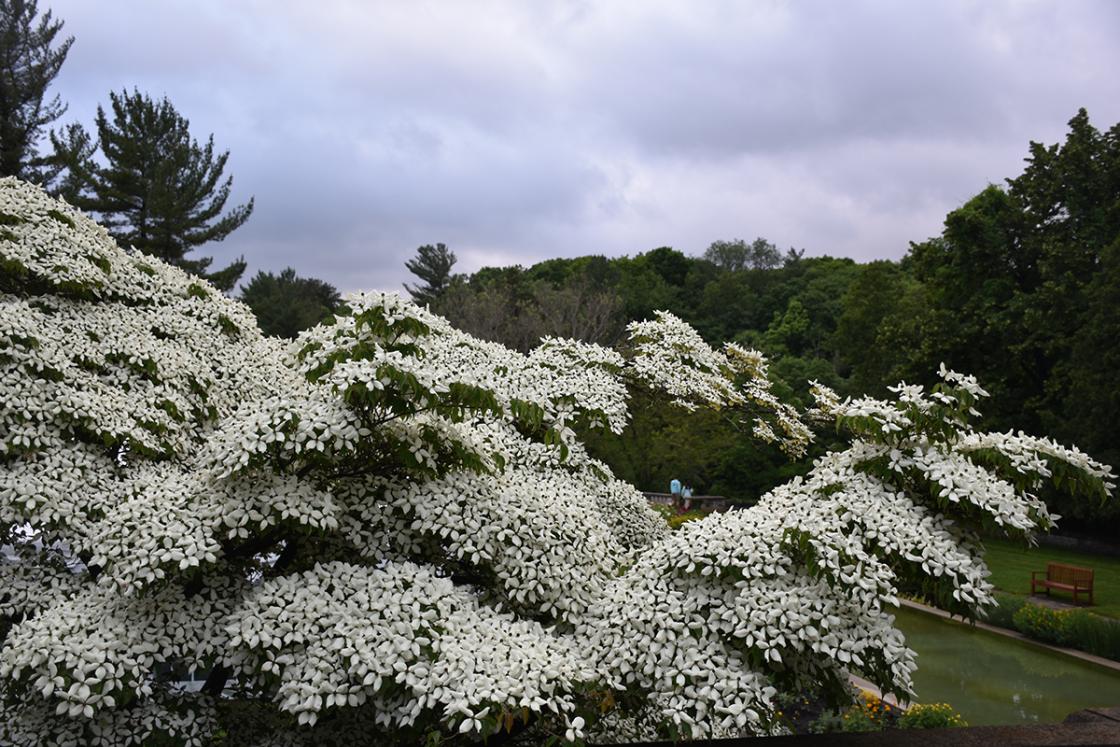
[983,592,1027,629]
[1064,610,1120,660]
[808,710,845,734]
[898,703,967,729]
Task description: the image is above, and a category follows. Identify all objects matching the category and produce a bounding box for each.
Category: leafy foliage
[898,109,1120,532]
[703,237,785,272]
[435,259,624,352]
[1,177,1112,745]
[239,267,341,339]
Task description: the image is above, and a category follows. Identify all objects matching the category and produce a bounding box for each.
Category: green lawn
[982,538,1120,619]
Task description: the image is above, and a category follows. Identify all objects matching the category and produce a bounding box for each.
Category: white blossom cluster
[579,472,922,739]
[627,312,742,410]
[627,312,811,456]
[201,386,367,481]
[0,180,274,459]
[2,570,243,718]
[817,371,1114,534]
[0,543,79,619]
[0,691,218,747]
[570,370,1113,739]
[958,430,1117,493]
[224,561,595,732]
[1,179,287,743]
[339,469,619,622]
[295,290,632,439]
[1,178,1113,744]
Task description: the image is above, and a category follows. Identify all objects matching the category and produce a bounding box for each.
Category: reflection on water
[892,605,1120,725]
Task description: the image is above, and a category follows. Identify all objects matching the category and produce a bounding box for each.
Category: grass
[982,537,1120,619]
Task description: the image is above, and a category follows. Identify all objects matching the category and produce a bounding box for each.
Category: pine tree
[0,0,73,181]
[404,242,456,306]
[52,89,253,290]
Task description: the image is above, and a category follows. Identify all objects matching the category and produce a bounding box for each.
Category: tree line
[403,110,1120,538]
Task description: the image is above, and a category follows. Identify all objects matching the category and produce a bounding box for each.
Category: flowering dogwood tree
[0,177,1114,745]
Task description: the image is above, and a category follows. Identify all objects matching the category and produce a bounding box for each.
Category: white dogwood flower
[0,177,1112,745]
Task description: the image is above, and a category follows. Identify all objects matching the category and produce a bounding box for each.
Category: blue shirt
[670,479,681,495]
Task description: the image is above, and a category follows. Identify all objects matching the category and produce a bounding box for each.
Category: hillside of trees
[409,110,1120,538]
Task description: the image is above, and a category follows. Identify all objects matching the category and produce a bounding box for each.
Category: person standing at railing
[670,478,682,512]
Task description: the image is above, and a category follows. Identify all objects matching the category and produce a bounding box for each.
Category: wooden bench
[1030,562,1094,605]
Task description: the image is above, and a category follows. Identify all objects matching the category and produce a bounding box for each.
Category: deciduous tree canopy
[239,267,341,339]
[703,238,784,272]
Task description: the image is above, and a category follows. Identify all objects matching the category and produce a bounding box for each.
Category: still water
[893,605,1120,725]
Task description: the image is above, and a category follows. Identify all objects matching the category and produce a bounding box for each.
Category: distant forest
[411,109,1120,538]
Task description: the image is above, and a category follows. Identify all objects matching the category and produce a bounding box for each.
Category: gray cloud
[46,0,1120,294]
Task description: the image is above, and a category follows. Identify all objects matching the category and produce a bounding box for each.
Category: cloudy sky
[46,0,1120,294]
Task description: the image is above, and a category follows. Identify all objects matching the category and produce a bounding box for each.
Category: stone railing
[642,492,732,512]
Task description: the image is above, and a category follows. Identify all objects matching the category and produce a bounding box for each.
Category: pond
[893,604,1120,725]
